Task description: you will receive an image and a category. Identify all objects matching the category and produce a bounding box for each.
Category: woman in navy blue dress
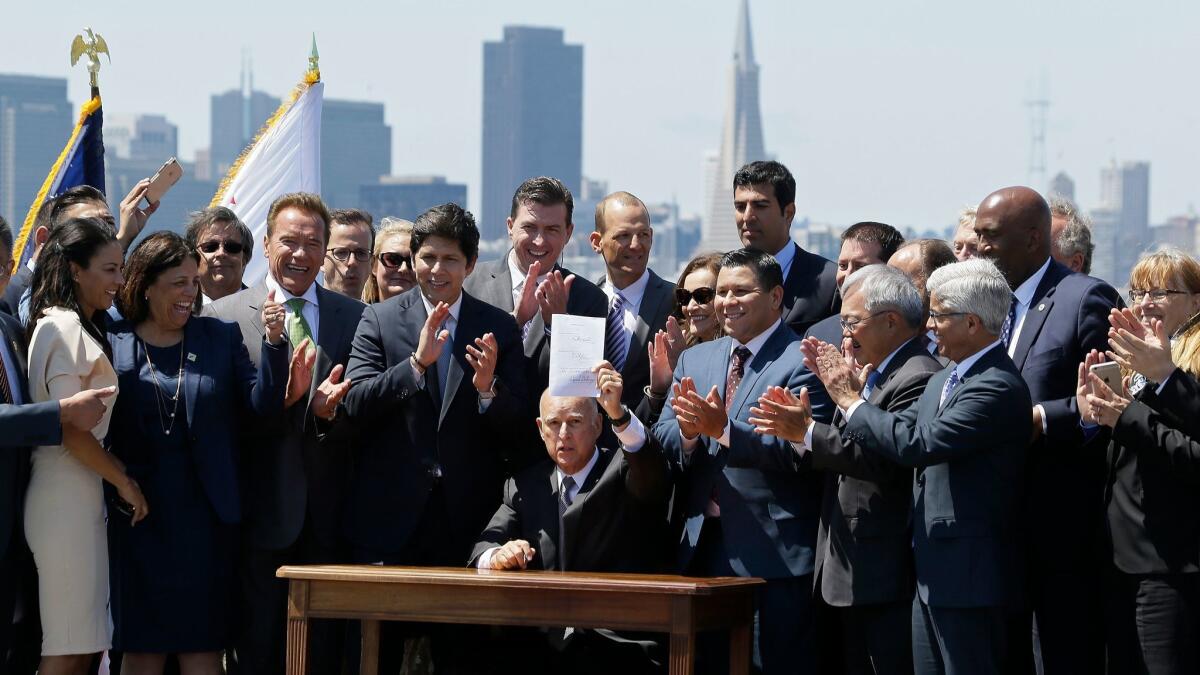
[105,232,293,674]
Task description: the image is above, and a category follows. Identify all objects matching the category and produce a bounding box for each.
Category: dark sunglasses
[198,240,245,255]
[378,252,413,269]
[675,287,716,306]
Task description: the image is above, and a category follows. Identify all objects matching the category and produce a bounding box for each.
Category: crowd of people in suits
[0,158,1197,675]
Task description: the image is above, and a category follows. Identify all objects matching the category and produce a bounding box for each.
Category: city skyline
[2,1,1199,231]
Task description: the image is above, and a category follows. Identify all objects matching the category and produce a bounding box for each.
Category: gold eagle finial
[70,28,111,90]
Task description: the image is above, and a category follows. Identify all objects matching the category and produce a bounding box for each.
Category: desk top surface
[277,565,763,596]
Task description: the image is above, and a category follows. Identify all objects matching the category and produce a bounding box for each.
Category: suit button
[917,475,926,487]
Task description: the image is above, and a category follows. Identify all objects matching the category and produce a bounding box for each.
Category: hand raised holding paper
[593,361,625,422]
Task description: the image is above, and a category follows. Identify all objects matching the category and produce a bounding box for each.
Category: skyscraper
[209,60,280,180]
[0,74,73,225]
[1091,159,1151,285]
[481,26,583,241]
[358,176,465,222]
[1048,171,1075,202]
[700,0,768,253]
[321,99,391,209]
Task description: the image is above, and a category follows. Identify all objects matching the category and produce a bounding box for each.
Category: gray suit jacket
[203,281,365,550]
[808,337,942,606]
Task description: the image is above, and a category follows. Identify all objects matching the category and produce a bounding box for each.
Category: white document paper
[548,314,606,397]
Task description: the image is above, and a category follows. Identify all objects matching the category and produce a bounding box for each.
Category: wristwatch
[609,405,632,428]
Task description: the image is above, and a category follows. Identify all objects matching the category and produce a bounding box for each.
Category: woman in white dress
[24,217,149,675]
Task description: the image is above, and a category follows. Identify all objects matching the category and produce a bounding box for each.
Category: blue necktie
[862,370,882,399]
[1000,296,1018,349]
[939,368,961,409]
[558,475,576,570]
[604,292,628,371]
[436,319,454,407]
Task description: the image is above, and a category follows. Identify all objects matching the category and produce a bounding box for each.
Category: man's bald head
[537,390,603,475]
[594,191,649,233]
[973,186,1051,288]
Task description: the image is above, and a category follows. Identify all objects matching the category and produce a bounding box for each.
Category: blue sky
[4,0,1197,228]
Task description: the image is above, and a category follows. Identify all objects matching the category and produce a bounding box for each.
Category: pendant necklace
[143,336,185,436]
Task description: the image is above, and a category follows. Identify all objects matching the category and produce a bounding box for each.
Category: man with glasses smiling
[185,206,254,305]
[322,208,374,300]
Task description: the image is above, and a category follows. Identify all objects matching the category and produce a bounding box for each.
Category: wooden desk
[277,565,762,675]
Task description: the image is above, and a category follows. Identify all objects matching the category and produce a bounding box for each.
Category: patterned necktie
[726,346,753,413]
[862,369,882,399]
[939,368,961,409]
[1000,296,1018,349]
[558,475,576,570]
[604,292,628,371]
[284,297,315,349]
[0,347,13,405]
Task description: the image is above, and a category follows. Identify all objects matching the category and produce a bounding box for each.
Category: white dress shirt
[603,269,650,361]
[1008,257,1052,432]
[476,415,649,569]
[265,274,321,343]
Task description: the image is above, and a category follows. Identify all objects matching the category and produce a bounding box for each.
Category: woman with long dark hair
[24,217,148,674]
[106,231,291,674]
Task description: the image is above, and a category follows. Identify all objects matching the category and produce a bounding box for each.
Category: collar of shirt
[508,250,551,294]
[264,274,320,310]
[772,241,797,279]
[873,337,916,378]
[954,339,1004,379]
[556,447,601,500]
[1013,256,1052,310]
[25,258,35,272]
[730,317,782,362]
[419,290,464,334]
[604,268,650,309]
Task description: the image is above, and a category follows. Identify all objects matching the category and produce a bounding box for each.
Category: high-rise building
[209,61,280,180]
[358,176,466,223]
[481,26,583,241]
[1089,207,1121,286]
[1048,171,1075,202]
[1090,159,1150,286]
[321,99,391,210]
[700,0,768,253]
[0,74,73,225]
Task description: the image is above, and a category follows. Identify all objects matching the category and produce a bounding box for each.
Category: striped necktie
[604,292,628,371]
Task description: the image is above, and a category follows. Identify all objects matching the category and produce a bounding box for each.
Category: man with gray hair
[797,258,1031,675]
[185,206,254,304]
[752,264,941,674]
[1048,196,1094,275]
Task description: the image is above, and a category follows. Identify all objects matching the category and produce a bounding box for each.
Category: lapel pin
[187,353,197,362]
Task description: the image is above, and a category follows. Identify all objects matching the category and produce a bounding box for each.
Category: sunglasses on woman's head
[378,252,413,269]
[198,240,245,255]
[675,287,715,305]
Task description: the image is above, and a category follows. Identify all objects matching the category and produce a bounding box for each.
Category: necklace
[142,337,185,436]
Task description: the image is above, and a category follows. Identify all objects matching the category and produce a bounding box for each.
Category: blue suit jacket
[844,344,1031,608]
[653,321,832,579]
[106,316,288,524]
[782,244,840,336]
[0,311,61,562]
[341,288,530,559]
[1010,259,1121,571]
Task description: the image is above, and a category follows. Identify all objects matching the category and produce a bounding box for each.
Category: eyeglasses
[378,252,413,269]
[198,240,245,255]
[839,311,888,334]
[928,310,968,322]
[1128,288,1189,304]
[675,287,716,306]
[327,247,371,263]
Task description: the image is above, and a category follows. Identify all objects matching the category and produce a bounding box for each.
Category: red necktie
[725,346,752,412]
[0,347,14,405]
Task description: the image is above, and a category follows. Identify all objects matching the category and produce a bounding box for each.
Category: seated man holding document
[470,364,671,674]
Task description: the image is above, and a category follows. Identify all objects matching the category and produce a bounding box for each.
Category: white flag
[211,77,323,285]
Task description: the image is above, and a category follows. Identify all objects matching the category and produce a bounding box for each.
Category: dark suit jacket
[809,337,942,607]
[781,244,839,336]
[845,344,1030,608]
[203,281,365,550]
[469,436,671,573]
[596,270,676,411]
[342,288,530,559]
[652,321,832,579]
[0,311,61,563]
[1009,259,1120,572]
[105,316,287,524]
[0,267,32,318]
[1105,368,1200,575]
[464,252,608,396]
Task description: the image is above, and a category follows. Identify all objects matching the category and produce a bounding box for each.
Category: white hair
[1048,195,1094,274]
[926,258,1011,334]
[842,264,924,329]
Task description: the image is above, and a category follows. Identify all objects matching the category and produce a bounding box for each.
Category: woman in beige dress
[24,217,149,675]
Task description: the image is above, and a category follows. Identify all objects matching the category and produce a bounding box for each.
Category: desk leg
[729,622,752,675]
[359,619,380,675]
[285,580,310,675]
[669,631,696,675]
